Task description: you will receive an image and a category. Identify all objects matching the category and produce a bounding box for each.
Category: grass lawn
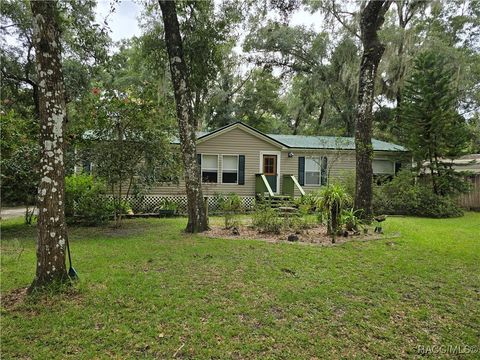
[1,213,479,359]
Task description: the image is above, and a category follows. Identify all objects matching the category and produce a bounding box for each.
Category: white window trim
[304,156,323,186]
[201,154,219,184]
[221,154,239,185]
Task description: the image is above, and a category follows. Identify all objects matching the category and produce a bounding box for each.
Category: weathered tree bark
[354,1,392,220]
[29,0,69,291]
[159,0,208,232]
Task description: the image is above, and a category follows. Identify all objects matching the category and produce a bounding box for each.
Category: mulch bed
[203,224,391,246]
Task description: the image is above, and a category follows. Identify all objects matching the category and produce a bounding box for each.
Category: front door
[263,154,277,192]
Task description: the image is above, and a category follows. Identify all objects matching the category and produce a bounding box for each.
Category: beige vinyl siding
[147,126,405,197]
[280,150,356,196]
[281,150,401,196]
[148,127,279,196]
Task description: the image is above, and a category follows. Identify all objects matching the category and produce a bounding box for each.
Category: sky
[95,0,143,42]
[94,0,322,43]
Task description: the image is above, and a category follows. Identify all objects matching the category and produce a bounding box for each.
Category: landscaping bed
[203,223,387,246]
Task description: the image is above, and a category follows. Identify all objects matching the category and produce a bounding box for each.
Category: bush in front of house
[65,174,114,225]
[252,205,283,234]
[373,171,463,218]
[295,191,321,213]
[316,184,352,242]
[217,193,242,228]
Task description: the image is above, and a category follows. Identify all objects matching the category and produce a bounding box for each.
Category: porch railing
[282,174,305,197]
[255,173,274,197]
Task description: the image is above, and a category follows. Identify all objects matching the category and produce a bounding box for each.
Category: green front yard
[1,214,479,359]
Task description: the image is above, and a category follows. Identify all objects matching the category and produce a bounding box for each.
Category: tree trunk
[159,0,208,233]
[29,0,69,291]
[354,1,392,220]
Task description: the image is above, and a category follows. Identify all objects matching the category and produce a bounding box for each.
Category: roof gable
[171,121,407,152]
[197,122,285,148]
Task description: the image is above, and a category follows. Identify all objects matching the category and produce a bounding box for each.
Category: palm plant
[317,184,352,243]
[341,208,364,232]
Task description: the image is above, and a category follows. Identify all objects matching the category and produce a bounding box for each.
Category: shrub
[295,191,321,213]
[316,184,352,242]
[65,174,113,226]
[341,208,364,232]
[252,205,282,234]
[415,188,463,218]
[159,199,178,211]
[285,215,316,233]
[336,170,356,200]
[218,193,242,229]
[373,171,463,218]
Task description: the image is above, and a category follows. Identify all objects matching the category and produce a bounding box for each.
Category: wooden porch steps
[257,195,299,215]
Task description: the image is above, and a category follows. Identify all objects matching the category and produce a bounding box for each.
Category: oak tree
[29,0,69,290]
[354,0,392,219]
[158,0,208,232]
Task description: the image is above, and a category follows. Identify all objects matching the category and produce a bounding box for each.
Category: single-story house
[145,122,407,207]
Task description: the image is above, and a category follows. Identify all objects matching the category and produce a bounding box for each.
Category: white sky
[95,0,143,42]
[94,0,322,42]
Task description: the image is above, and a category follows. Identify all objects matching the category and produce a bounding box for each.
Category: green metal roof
[268,134,407,152]
[171,122,407,152]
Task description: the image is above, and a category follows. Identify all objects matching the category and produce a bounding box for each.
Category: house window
[373,160,394,174]
[222,155,238,184]
[202,155,218,183]
[305,157,321,185]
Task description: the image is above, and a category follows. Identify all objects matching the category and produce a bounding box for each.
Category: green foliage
[159,199,178,212]
[0,110,39,206]
[373,171,463,218]
[284,215,316,234]
[341,208,364,232]
[316,184,352,240]
[400,50,471,195]
[295,191,321,213]
[335,170,356,200]
[243,19,359,135]
[234,68,287,133]
[72,84,180,225]
[218,193,243,229]
[252,205,283,234]
[65,174,113,226]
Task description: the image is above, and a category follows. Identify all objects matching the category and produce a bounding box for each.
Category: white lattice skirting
[117,195,256,215]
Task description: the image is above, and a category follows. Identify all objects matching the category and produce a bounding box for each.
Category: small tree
[401,50,470,195]
[82,88,179,226]
[317,184,352,243]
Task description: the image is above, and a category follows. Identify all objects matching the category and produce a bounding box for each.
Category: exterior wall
[280,149,355,196]
[148,127,405,197]
[148,127,279,196]
[281,150,402,196]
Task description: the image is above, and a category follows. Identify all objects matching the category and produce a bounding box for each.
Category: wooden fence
[457,175,480,210]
